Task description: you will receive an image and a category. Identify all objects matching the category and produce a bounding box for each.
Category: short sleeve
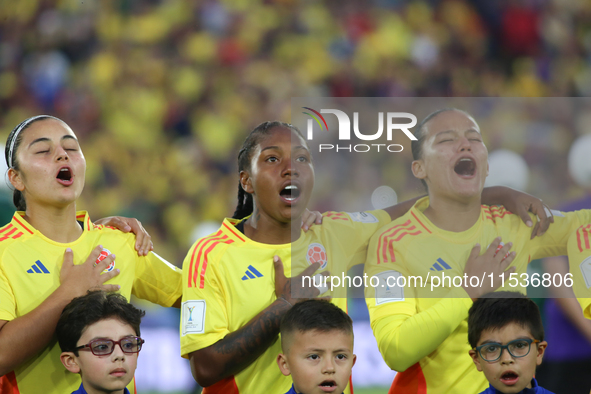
[180,244,230,358]
[567,226,591,319]
[530,209,591,260]
[324,209,391,270]
[132,251,182,307]
[0,265,16,321]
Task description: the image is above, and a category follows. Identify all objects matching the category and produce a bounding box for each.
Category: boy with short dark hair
[468,292,553,394]
[277,299,356,394]
[56,290,146,394]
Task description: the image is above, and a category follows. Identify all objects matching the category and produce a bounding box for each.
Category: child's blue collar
[71,383,131,394]
[285,384,344,394]
[483,378,553,394]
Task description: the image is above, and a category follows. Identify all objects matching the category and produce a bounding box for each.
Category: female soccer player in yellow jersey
[364,108,591,394]
[0,115,183,394]
[180,120,553,394]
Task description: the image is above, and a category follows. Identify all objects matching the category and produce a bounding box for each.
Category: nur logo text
[303,107,417,153]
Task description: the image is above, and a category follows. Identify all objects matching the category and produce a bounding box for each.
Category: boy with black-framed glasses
[468,292,553,394]
[56,290,145,394]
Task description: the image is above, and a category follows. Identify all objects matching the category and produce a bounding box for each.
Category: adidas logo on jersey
[27,260,50,274]
[429,258,452,271]
[241,265,263,280]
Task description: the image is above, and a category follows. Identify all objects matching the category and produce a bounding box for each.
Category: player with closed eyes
[0,115,182,394]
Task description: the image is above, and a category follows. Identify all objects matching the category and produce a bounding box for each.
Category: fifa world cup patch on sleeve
[375,270,404,304]
[182,300,206,336]
[580,256,591,288]
[346,211,379,223]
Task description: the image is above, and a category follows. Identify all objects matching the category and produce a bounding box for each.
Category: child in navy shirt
[277,300,356,394]
[468,292,554,394]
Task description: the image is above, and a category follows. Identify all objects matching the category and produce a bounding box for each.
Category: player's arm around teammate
[383,185,553,239]
[365,109,591,393]
[181,119,554,392]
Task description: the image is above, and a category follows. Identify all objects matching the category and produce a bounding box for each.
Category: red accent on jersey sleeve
[490,206,512,220]
[378,229,394,264]
[388,363,427,394]
[377,220,422,264]
[12,216,33,234]
[393,228,421,242]
[0,224,13,234]
[410,211,431,234]
[222,222,246,242]
[389,221,413,236]
[0,371,20,394]
[200,238,234,289]
[576,225,591,253]
[202,376,239,394]
[381,220,411,263]
[482,207,493,220]
[187,230,222,287]
[490,206,510,214]
[187,243,200,288]
[324,212,349,221]
[188,231,223,288]
[0,227,18,242]
[194,236,229,288]
[11,232,23,240]
[378,224,398,264]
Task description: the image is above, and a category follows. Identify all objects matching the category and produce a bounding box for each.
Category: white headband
[7,115,62,168]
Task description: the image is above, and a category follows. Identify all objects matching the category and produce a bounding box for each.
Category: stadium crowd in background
[1,0,591,263]
[2,1,591,392]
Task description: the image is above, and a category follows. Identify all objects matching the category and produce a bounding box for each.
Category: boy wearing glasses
[56,291,145,394]
[468,292,552,394]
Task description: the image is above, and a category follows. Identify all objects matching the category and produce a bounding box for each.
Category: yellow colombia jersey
[180,210,390,394]
[365,197,591,394]
[0,211,182,394]
[567,224,591,319]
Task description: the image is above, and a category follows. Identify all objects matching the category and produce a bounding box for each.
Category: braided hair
[232,121,306,219]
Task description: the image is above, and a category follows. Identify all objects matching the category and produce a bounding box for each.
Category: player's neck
[23,203,83,243]
[244,209,300,244]
[423,194,482,232]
